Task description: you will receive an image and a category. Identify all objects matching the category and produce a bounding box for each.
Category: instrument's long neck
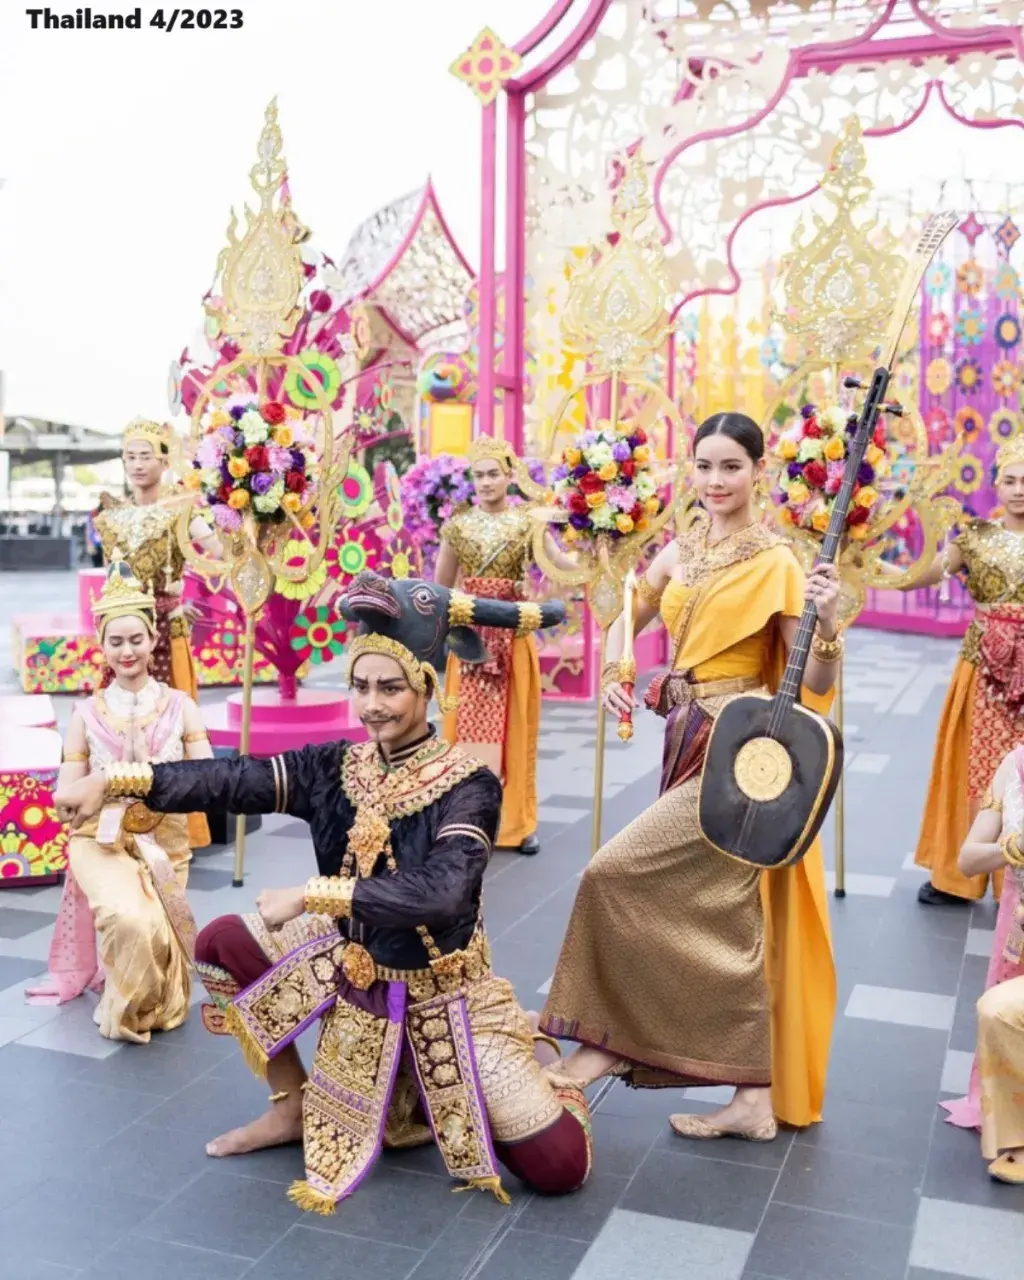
[774,365,892,715]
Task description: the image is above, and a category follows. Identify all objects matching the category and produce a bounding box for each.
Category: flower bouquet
[550,421,663,543]
[188,396,316,535]
[772,403,891,542]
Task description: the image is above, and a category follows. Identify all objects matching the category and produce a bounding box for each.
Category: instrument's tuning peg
[843,376,865,390]
[883,401,905,417]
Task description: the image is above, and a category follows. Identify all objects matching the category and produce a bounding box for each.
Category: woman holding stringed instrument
[540,412,840,1140]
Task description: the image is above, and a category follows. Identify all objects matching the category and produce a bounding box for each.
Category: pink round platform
[0,695,58,730]
[203,688,368,755]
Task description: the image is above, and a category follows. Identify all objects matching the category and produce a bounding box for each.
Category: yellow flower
[632,445,651,464]
[301,512,315,530]
[855,486,878,508]
[824,436,845,461]
[563,525,578,543]
[565,447,582,467]
[227,456,250,479]
[866,444,884,467]
[184,470,201,490]
[811,509,830,533]
[598,461,618,482]
[585,490,606,509]
[615,513,635,534]
[780,438,799,461]
[849,522,870,541]
[282,492,301,513]
[635,516,649,532]
[228,489,250,509]
[644,496,661,514]
[272,426,294,447]
[787,481,809,504]
[777,506,794,526]
[208,409,231,428]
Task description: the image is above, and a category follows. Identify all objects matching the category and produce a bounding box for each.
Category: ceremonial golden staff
[764,117,962,895]
[172,100,351,885]
[531,153,685,852]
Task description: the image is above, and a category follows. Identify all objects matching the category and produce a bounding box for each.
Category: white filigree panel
[368,204,474,342]
[336,188,423,301]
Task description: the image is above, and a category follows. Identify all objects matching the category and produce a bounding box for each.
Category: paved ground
[1,570,1021,1280]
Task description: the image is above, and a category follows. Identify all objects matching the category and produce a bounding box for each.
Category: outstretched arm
[960,752,1016,878]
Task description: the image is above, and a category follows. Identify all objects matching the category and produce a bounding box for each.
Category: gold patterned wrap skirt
[541,687,770,1088]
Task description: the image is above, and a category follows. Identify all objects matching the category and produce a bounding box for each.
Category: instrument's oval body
[698,693,843,869]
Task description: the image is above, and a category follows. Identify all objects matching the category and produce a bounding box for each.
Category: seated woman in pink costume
[25,561,212,1042]
[942,744,1024,1182]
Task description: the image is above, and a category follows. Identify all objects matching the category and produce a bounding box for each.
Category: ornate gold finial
[467,435,517,474]
[997,434,1024,476]
[773,116,905,362]
[449,28,521,106]
[122,418,172,454]
[92,554,157,638]
[560,151,671,374]
[215,97,304,356]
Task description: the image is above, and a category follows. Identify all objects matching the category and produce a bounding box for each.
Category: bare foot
[206,1102,303,1158]
[525,1010,561,1067]
[548,1044,624,1088]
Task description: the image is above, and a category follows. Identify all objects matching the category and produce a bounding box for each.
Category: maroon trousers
[197,915,591,1195]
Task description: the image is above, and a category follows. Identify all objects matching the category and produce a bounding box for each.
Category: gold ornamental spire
[215,98,304,355]
[773,116,905,363]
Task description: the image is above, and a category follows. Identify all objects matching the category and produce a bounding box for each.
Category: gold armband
[1001,833,1024,869]
[304,875,355,919]
[810,630,844,664]
[184,731,209,744]
[105,762,154,798]
[516,602,543,636]
[448,591,475,628]
[636,574,664,608]
[62,752,88,763]
[980,787,1004,815]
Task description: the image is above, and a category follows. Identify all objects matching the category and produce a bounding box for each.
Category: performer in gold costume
[27,562,211,1041]
[540,413,839,1139]
[437,437,574,855]
[52,574,593,1210]
[94,418,218,847]
[911,438,1024,905]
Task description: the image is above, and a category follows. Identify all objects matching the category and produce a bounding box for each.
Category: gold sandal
[543,1058,631,1090]
[989,1153,1024,1184]
[669,1112,778,1143]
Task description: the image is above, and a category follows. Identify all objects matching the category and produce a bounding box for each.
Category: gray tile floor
[1,570,1020,1279]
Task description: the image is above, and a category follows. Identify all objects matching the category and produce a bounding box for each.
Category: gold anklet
[268,1091,289,1104]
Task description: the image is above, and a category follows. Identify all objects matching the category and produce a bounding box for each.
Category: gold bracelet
[62,752,88,763]
[600,661,621,693]
[105,762,154,798]
[1001,833,1024,869]
[810,630,844,664]
[448,591,475,628]
[304,875,355,919]
[636,574,664,607]
[516,602,543,636]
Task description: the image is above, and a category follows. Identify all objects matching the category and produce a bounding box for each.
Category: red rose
[632,426,647,445]
[285,470,306,494]
[803,460,827,489]
[245,445,269,471]
[803,421,823,439]
[630,502,643,521]
[216,483,232,504]
[577,472,603,494]
[873,425,886,448]
[261,401,286,426]
[619,459,636,481]
[846,505,869,526]
[567,492,589,516]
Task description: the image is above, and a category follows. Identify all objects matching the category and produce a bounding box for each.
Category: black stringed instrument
[697,212,959,870]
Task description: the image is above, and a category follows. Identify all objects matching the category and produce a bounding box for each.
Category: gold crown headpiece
[122,418,172,454]
[92,552,157,640]
[345,634,457,715]
[996,434,1024,477]
[467,435,517,475]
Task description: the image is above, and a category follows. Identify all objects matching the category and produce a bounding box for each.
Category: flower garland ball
[194,398,316,531]
[550,420,663,543]
[772,403,891,542]
[289,606,347,665]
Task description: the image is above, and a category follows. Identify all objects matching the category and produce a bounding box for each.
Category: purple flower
[552,464,569,482]
[612,440,632,462]
[212,503,242,533]
[857,462,875,485]
[217,426,237,446]
[846,417,859,436]
[230,405,246,421]
[290,448,306,471]
[572,464,590,480]
[220,458,233,482]
[569,513,590,531]
[801,404,816,419]
[251,472,274,496]
[787,461,803,479]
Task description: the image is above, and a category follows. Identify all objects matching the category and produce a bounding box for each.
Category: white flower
[820,406,846,433]
[253,479,285,514]
[240,410,269,445]
[635,473,656,499]
[798,437,824,462]
[199,468,222,490]
[584,442,614,468]
[590,502,616,530]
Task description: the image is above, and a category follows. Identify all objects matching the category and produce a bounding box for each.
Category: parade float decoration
[762,116,963,896]
[0,696,66,886]
[171,101,354,885]
[525,153,684,850]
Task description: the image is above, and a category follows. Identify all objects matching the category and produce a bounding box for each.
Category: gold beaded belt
[665,673,762,708]
[341,929,493,1003]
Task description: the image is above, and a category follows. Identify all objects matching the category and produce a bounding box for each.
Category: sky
[2,1,1023,433]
